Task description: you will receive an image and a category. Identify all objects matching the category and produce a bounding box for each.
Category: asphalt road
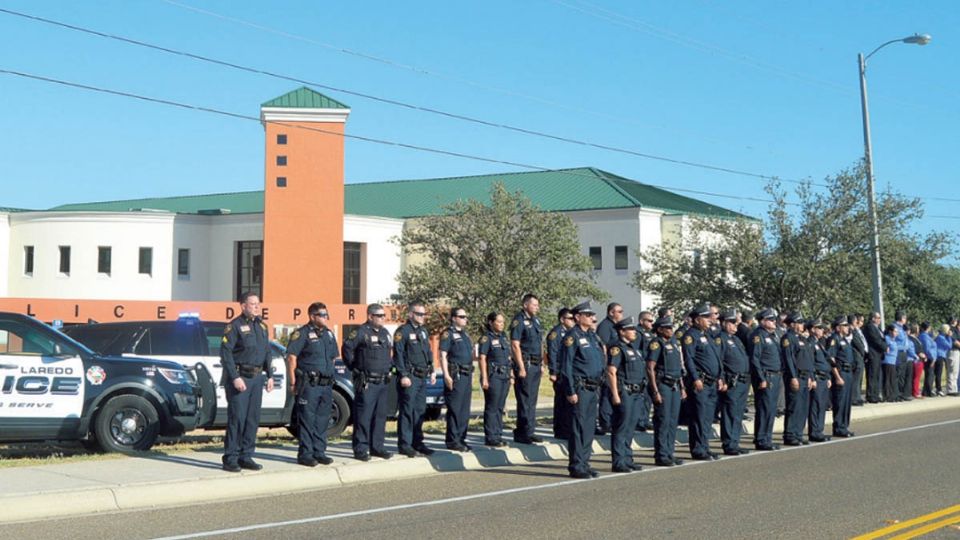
[4,406,960,539]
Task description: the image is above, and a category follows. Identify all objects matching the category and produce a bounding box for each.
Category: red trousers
[913,361,924,397]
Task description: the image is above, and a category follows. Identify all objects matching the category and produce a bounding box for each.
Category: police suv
[0,312,201,453]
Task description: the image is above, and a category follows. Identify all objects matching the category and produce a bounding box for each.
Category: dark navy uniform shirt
[341,322,392,374]
[780,330,801,380]
[559,326,605,396]
[478,330,511,369]
[608,338,646,385]
[794,333,815,374]
[749,327,781,383]
[681,326,723,380]
[440,326,473,366]
[285,323,338,376]
[596,317,618,347]
[393,321,432,378]
[826,332,854,369]
[510,311,543,357]
[720,330,749,375]
[546,323,568,376]
[814,336,831,372]
[221,315,271,381]
[646,335,683,379]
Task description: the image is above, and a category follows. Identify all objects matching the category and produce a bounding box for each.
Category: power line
[0,67,798,209]
[0,6,812,186]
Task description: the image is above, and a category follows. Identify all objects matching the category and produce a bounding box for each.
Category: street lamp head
[902,33,932,46]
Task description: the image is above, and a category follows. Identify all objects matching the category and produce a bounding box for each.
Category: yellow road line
[851,503,960,539]
[888,513,960,540]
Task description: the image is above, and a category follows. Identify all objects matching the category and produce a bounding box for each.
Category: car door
[201,322,286,413]
[0,318,85,441]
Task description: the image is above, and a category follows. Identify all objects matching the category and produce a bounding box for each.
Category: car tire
[327,389,351,439]
[94,395,160,453]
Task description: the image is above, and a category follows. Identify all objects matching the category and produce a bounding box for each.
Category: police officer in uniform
[606,316,646,473]
[634,311,656,432]
[220,291,274,472]
[647,316,686,466]
[781,312,814,446]
[441,307,474,451]
[807,319,832,443]
[510,294,545,444]
[547,308,575,439]
[681,304,725,461]
[595,303,624,435]
[826,316,855,438]
[393,302,436,457]
[286,302,339,467]
[718,308,750,456]
[561,302,605,479]
[749,308,782,451]
[341,303,394,461]
[479,312,511,447]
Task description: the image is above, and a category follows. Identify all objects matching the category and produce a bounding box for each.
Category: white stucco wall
[344,215,404,304]
[201,214,263,302]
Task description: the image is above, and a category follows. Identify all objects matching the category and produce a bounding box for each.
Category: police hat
[691,303,711,318]
[785,311,805,324]
[833,315,850,327]
[741,309,755,321]
[615,316,637,330]
[720,308,738,322]
[757,308,778,320]
[812,318,829,329]
[653,316,674,329]
[572,302,595,315]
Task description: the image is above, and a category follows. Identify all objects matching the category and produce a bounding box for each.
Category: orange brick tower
[260,87,350,303]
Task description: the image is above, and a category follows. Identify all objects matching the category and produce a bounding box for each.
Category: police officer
[441,307,474,451]
[718,308,750,456]
[781,312,814,446]
[510,294,544,444]
[220,291,274,472]
[341,303,394,461]
[561,302,605,478]
[647,316,686,466]
[393,302,436,458]
[681,304,725,461]
[606,316,646,473]
[634,311,656,432]
[547,307,575,439]
[479,312,511,447]
[749,308,782,451]
[807,319,832,443]
[826,316,856,438]
[595,303,623,436]
[285,302,338,467]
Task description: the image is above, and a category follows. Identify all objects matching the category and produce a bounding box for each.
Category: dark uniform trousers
[851,355,864,404]
[719,376,748,452]
[687,382,718,457]
[652,380,681,462]
[753,374,782,447]
[296,382,332,461]
[445,367,473,446]
[808,374,831,438]
[484,371,510,444]
[397,375,427,451]
[353,380,390,455]
[832,367,854,435]
[783,376,810,443]
[568,382,599,475]
[598,383,613,431]
[223,373,264,464]
[513,361,542,441]
[553,379,572,439]
[636,393,653,430]
[895,352,911,400]
[611,388,643,469]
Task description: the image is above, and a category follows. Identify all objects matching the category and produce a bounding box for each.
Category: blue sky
[1,1,956,233]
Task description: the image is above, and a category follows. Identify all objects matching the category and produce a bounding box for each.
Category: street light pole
[857,33,930,324]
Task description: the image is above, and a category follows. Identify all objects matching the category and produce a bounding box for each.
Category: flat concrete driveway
[4,407,959,539]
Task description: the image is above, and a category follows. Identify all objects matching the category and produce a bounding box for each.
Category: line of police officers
[219,292,857,478]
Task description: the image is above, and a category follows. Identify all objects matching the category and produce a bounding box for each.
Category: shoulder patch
[290,330,300,342]
[479,335,488,344]
[394,331,403,342]
[564,336,575,346]
[548,331,557,341]
[348,329,358,340]
[511,319,520,329]
[753,335,761,344]
[260,322,268,330]
[610,346,621,356]
[224,325,232,335]
[684,335,693,345]
[649,341,660,351]
[829,339,836,347]
[676,330,684,338]
[221,335,228,344]
[782,338,790,347]
[715,337,722,345]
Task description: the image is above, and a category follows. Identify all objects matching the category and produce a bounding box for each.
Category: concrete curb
[1,396,957,523]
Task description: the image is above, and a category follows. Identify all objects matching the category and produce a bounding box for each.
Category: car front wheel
[93,395,160,453]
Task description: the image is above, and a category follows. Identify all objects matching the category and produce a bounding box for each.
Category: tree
[632,163,952,322]
[394,182,607,332]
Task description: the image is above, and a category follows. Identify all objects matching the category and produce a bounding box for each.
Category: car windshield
[0,317,92,357]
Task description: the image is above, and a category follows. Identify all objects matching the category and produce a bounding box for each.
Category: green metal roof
[0,207,32,213]
[261,87,349,109]
[44,167,751,220]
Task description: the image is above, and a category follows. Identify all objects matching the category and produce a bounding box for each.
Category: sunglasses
[311,312,329,318]
[371,313,386,318]
[454,314,468,319]
[412,312,426,317]
[641,319,654,324]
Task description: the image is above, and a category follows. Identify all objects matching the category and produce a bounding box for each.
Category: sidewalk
[1,397,957,523]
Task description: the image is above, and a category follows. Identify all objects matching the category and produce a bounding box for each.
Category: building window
[276,177,287,187]
[343,242,362,304]
[139,247,153,275]
[23,246,34,276]
[97,246,111,275]
[277,134,287,145]
[589,246,602,270]
[615,245,628,270]
[59,246,71,275]
[236,241,263,300]
[276,155,287,166]
[178,249,190,277]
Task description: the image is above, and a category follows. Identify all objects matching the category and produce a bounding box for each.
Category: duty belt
[815,370,830,380]
[798,370,813,379]
[237,365,262,378]
[364,371,390,384]
[576,377,602,391]
[305,371,333,386]
[837,363,853,373]
[657,372,681,388]
[724,372,749,386]
[523,355,542,366]
[453,363,474,376]
[697,371,718,385]
[621,381,647,394]
[488,364,510,376]
[411,366,432,378]
[764,370,782,378]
